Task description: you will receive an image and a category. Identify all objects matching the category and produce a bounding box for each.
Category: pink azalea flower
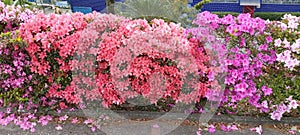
[72,118,79,124]
[220,124,228,132]
[261,86,272,96]
[234,82,248,92]
[289,130,295,134]
[84,119,93,125]
[153,124,160,128]
[46,115,52,121]
[259,44,269,51]
[57,110,61,114]
[6,108,11,114]
[197,128,202,135]
[266,36,272,43]
[38,116,49,126]
[208,124,216,133]
[91,126,96,132]
[30,128,36,132]
[228,125,239,131]
[59,115,68,122]
[271,112,282,121]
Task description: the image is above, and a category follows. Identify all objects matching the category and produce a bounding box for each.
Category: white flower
[288,100,299,109]
[291,42,300,52]
[254,125,263,135]
[274,38,282,47]
[250,126,262,134]
[288,20,299,29]
[283,38,290,48]
[280,23,288,30]
[55,125,62,130]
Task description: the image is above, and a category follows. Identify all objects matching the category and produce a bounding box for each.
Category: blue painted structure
[68,0,124,13]
[68,0,106,13]
[72,6,93,14]
[191,0,300,12]
[67,0,300,14]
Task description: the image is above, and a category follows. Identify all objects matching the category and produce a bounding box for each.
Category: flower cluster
[189,11,277,115]
[19,12,96,105]
[268,14,300,70]
[0,31,58,132]
[263,14,300,120]
[75,14,211,107]
[71,14,131,106]
[270,96,299,121]
[0,2,38,33]
[0,33,30,92]
[0,32,42,110]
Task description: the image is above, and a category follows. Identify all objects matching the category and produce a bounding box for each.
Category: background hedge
[212,12,300,21]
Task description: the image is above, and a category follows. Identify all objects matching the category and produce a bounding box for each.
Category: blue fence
[191,0,300,12]
[67,0,300,14]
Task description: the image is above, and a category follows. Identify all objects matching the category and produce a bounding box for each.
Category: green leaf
[4,0,12,5]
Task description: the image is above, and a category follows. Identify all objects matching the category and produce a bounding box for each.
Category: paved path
[0,121,293,135]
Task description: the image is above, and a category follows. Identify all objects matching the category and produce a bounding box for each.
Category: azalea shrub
[19,12,96,108]
[73,14,212,108]
[0,31,31,108]
[0,5,299,126]
[0,31,54,115]
[0,2,38,33]
[262,14,300,120]
[2,3,300,134]
[0,30,79,131]
[189,11,286,117]
[19,12,212,109]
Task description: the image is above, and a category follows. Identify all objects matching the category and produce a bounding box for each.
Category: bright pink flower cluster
[0,32,50,111]
[189,11,277,112]
[74,14,211,107]
[19,12,96,104]
[0,44,31,92]
[70,14,131,106]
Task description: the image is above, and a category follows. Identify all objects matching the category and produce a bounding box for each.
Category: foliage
[194,0,211,10]
[212,12,239,18]
[213,12,300,21]
[3,0,33,7]
[255,12,300,21]
[114,0,198,28]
